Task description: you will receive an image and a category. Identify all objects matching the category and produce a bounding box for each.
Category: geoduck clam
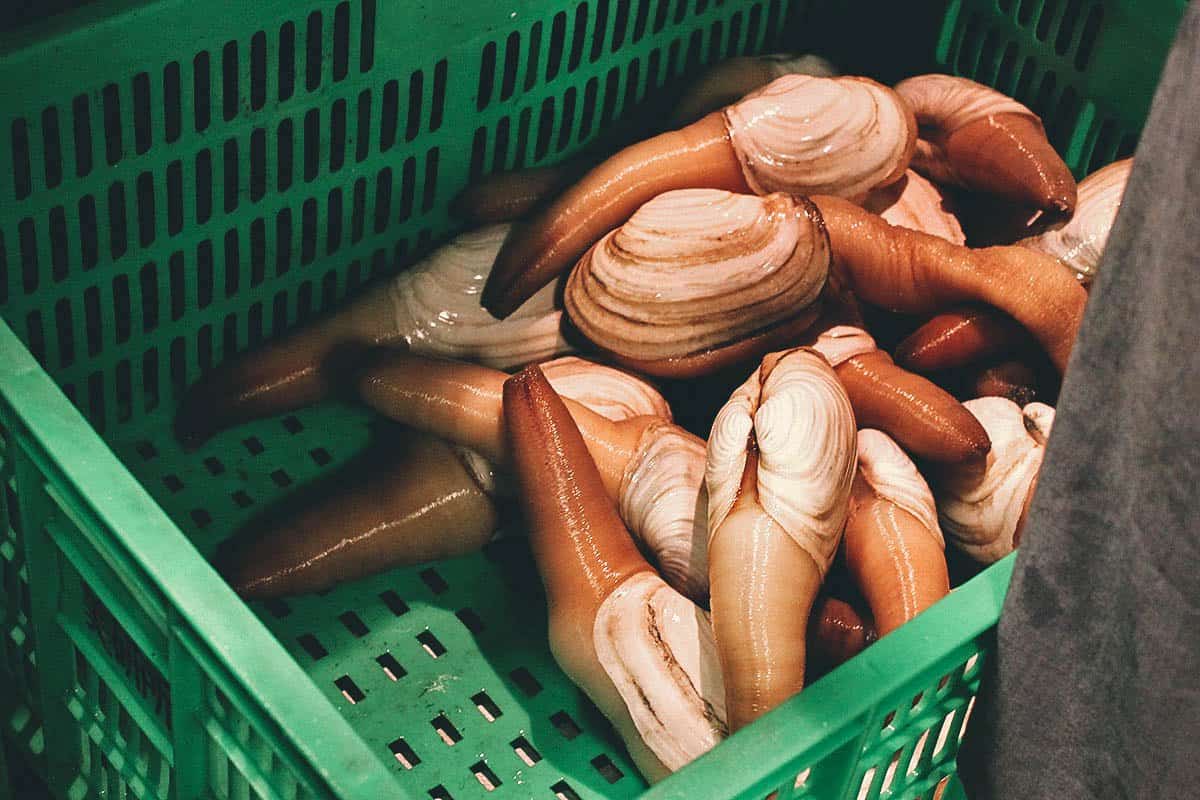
[895,74,1077,219]
[669,52,839,127]
[891,160,1130,375]
[862,169,966,245]
[813,195,1087,374]
[705,348,857,730]
[503,364,727,781]
[357,352,713,602]
[844,429,949,636]
[1021,157,1133,285]
[933,397,1055,563]
[806,322,991,463]
[483,74,916,318]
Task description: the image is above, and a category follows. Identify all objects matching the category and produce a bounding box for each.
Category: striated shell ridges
[1022,158,1132,284]
[896,74,1038,137]
[390,224,570,369]
[706,349,857,574]
[566,189,828,362]
[809,325,878,368]
[935,397,1055,563]
[725,74,913,199]
[862,170,966,244]
[541,356,672,422]
[856,429,943,547]
[593,572,727,772]
[620,421,709,602]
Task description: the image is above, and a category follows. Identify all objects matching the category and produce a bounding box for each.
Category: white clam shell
[1021,158,1132,284]
[620,422,709,602]
[565,189,828,362]
[856,429,943,547]
[935,397,1055,563]
[593,572,726,772]
[724,74,912,200]
[862,170,966,244]
[706,349,858,575]
[389,224,570,369]
[540,356,672,422]
[808,325,877,368]
[670,53,840,128]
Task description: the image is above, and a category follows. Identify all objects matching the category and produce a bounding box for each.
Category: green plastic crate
[0,1,1184,798]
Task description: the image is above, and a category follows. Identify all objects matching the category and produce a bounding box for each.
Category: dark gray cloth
[958,6,1200,798]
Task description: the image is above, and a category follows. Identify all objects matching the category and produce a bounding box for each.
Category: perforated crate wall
[0,421,44,771]
[0,0,1186,799]
[0,0,803,435]
[942,0,1184,176]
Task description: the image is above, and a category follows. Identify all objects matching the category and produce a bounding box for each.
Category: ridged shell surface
[896,75,1037,135]
[862,170,966,244]
[724,75,913,199]
[856,429,943,547]
[895,75,1040,187]
[455,357,670,501]
[1022,159,1132,284]
[619,422,709,602]
[565,190,828,362]
[593,572,726,772]
[808,325,877,368]
[706,349,857,574]
[540,356,672,421]
[390,224,569,369]
[935,398,1055,563]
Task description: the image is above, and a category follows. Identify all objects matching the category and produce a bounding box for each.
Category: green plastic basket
[0,1,1184,798]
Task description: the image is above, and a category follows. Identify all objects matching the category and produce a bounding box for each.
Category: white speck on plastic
[423,674,457,694]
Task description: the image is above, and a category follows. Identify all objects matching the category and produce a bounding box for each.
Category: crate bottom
[105,401,651,799]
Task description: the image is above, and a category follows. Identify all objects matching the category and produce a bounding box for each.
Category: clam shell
[390,224,570,369]
[540,356,671,422]
[856,429,943,547]
[619,422,709,601]
[935,397,1054,563]
[808,325,877,368]
[706,348,857,574]
[862,170,966,244]
[724,74,913,200]
[565,189,828,362]
[1021,158,1132,284]
[593,572,726,772]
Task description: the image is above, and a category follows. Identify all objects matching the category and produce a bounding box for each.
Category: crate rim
[645,557,1012,798]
